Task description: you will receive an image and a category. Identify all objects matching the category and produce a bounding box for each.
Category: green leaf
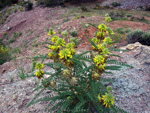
[88,23,98,29]
[104,71,113,74]
[27,88,45,107]
[100,78,114,82]
[45,101,55,111]
[77,65,94,75]
[105,66,122,70]
[108,41,120,44]
[47,28,49,32]
[72,100,87,113]
[42,42,52,45]
[44,62,66,69]
[109,48,128,52]
[84,34,98,49]
[106,60,133,68]
[109,54,121,58]
[57,97,73,113]
[75,50,92,58]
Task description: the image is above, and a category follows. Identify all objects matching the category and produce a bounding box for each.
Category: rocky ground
[0,0,150,113]
[1,42,150,113]
[106,42,150,113]
[102,0,150,10]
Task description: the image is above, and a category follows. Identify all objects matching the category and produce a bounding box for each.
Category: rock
[3,24,11,31]
[104,42,150,113]
[120,42,142,50]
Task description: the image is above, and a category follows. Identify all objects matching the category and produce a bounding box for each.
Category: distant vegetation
[36,0,97,6]
[0,0,19,9]
[127,30,150,46]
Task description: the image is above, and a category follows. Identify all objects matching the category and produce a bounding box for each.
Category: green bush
[111,2,121,7]
[36,0,63,6]
[141,32,150,46]
[0,0,19,10]
[70,30,78,37]
[116,28,125,34]
[23,0,33,11]
[127,30,150,45]
[0,44,10,65]
[125,28,132,33]
[16,14,131,112]
[63,18,70,22]
[127,29,144,43]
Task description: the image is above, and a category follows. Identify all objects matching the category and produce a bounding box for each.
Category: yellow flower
[70,48,75,55]
[66,42,75,49]
[91,37,100,43]
[103,37,112,44]
[35,63,44,69]
[101,93,115,108]
[35,70,44,79]
[93,55,105,66]
[98,64,105,70]
[98,24,107,32]
[97,31,105,39]
[49,45,59,51]
[51,36,59,43]
[55,38,65,47]
[92,72,102,80]
[105,16,112,22]
[66,59,74,67]
[96,32,102,39]
[98,93,101,101]
[97,44,105,51]
[102,48,110,56]
[93,46,97,51]
[48,28,56,36]
[48,52,54,58]
[59,49,72,59]
[0,45,8,53]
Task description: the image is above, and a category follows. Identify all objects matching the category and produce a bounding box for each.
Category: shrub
[125,28,132,33]
[0,44,10,65]
[36,0,62,6]
[19,6,24,12]
[109,10,126,21]
[103,4,110,9]
[70,30,78,37]
[23,0,33,11]
[81,4,89,12]
[17,15,130,112]
[111,2,121,7]
[127,30,150,45]
[141,32,150,46]
[116,28,125,34]
[0,0,19,9]
[145,5,150,11]
[127,29,144,44]
[63,18,70,22]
